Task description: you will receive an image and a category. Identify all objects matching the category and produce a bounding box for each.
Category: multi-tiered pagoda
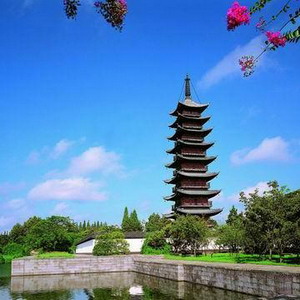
[164,75,222,219]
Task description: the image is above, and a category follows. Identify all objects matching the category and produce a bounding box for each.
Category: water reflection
[8,272,259,300]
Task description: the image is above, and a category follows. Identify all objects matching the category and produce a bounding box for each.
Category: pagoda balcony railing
[180,201,212,208]
[181,152,206,157]
[172,184,210,193]
[173,167,208,175]
[182,125,203,130]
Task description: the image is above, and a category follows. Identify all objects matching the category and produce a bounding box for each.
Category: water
[0,264,259,299]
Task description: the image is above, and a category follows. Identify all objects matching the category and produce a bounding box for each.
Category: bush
[143,230,167,249]
[0,255,5,264]
[93,230,129,256]
[141,244,171,255]
[3,243,25,258]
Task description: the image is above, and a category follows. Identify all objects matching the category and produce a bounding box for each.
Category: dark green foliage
[93,230,129,256]
[240,181,300,261]
[166,215,208,255]
[25,216,78,253]
[121,207,143,232]
[3,242,25,258]
[285,26,300,43]
[143,230,167,250]
[250,0,273,14]
[141,244,171,255]
[121,207,130,231]
[129,209,143,231]
[0,233,9,254]
[145,213,170,232]
[0,255,5,264]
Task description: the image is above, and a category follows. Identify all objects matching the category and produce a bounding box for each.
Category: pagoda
[164,75,222,218]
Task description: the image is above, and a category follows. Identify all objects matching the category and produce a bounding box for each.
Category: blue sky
[0,0,299,230]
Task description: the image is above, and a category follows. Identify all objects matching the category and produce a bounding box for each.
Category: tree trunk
[269,248,273,261]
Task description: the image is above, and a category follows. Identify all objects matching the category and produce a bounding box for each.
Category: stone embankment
[12,255,300,298]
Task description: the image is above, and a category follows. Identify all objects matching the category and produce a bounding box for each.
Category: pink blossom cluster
[266,31,287,47]
[227,1,250,31]
[239,56,256,77]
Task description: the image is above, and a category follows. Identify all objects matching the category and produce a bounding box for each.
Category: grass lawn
[36,252,75,259]
[164,253,300,267]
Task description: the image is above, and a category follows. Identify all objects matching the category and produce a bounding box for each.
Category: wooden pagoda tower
[164,75,222,218]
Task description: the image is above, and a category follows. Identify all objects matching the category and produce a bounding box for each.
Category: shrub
[3,243,25,258]
[141,244,171,255]
[93,230,129,256]
[0,255,5,264]
[143,230,167,248]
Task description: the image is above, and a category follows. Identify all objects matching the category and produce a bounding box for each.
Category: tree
[25,218,74,252]
[0,233,9,254]
[226,1,300,76]
[145,213,170,232]
[9,223,26,244]
[121,207,131,231]
[93,230,129,256]
[166,215,208,256]
[129,209,143,231]
[240,181,295,261]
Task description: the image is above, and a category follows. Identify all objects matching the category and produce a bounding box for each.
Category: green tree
[93,230,129,256]
[129,209,143,231]
[9,223,26,244]
[166,215,208,255]
[121,207,132,232]
[145,213,169,232]
[240,181,295,261]
[0,233,9,254]
[25,218,74,252]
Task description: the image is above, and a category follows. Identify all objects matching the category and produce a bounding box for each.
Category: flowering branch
[227,0,300,77]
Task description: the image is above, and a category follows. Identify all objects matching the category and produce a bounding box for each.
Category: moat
[1,263,260,300]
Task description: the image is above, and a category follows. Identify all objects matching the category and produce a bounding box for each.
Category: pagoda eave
[170,101,209,116]
[176,207,223,217]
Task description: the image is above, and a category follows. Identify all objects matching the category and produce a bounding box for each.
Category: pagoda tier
[166,140,214,155]
[164,75,222,219]
[165,154,217,169]
[167,127,213,141]
[164,170,219,184]
[169,114,211,129]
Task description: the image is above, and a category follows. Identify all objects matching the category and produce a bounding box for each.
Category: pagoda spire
[185,74,191,100]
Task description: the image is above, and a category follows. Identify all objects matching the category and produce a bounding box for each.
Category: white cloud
[67,146,123,176]
[28,177,107,202]
[50,139,74,159]
[231,136,291,165]
[198,36,264,89]
[52,202,70,215]
[6,198,26,210]
[242,181,271,197]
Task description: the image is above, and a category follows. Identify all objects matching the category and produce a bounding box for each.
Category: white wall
[76,239,96,254]
[127,238,144,253]
[75,238,145,254]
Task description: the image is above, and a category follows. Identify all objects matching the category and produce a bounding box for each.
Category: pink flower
[227,1,250,31]
[239,56,256,77]
[256,17,266,32]
[266,31,287,47]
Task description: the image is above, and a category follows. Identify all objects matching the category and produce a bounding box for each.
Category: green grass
[36,252,75,259]
[164,253,300,267]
